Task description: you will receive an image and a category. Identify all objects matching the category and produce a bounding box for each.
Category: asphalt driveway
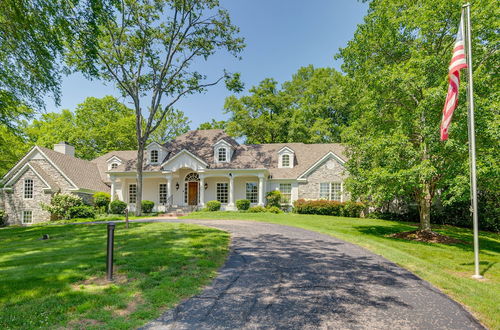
[140,219,482,330]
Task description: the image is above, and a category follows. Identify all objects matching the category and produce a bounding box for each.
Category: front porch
[110,168,268,212]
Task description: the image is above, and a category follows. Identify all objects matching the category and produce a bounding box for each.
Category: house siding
[2,167,52,225]
[298,158,349,201]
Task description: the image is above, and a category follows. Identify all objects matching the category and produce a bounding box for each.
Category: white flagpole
[463,3,482,280]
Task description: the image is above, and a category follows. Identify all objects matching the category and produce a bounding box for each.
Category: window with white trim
[24,179,33,199]
[282,154,290,167]
[279,183,292,203]
[246,182,258,203]
[129,184,137,203]
[216,183,228,203]
[159,184,167,204]
[150,150,159,163]
[111,163,118,169]
[218,147,227,162]
[319,182,342,201]
[22,210,33,224]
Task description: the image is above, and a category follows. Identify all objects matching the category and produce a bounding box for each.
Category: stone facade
[298,157,349,201]
[2,167,52,225]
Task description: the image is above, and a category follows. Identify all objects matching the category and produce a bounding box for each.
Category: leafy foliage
[109,200,127,214]
[141,200,155,213]
[247,206,267,213]
[0,209,5,227]
[266,191,282,208]
[293,199,365,218]
[68,206,96,219]
[236,199,251,211]
[93,192,111,211]
[206,200,222,212]
[41,193,84,220]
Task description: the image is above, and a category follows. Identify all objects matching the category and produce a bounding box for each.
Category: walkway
[139,219,482,329]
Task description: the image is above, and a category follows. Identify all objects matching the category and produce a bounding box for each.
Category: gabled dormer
[213,139,234,164]
[106,155,123,170]
[146,142,165,165]
[278,146,294,168]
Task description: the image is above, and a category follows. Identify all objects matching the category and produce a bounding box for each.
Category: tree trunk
[418,183,432,231]
[135,144,144,216]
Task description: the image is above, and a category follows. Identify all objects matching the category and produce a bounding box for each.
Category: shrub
[266,191,282,208]
[109,200,127,214]
[267,206,282,214]
[206,200,221,211]
[236,199,251,211]
[341,201,366,218]
[93,192,111,211]
[0,209,5,227]
[41,193,83,220]
[293,199,343,216]
[68,206,95,219]
[142,200,155,213]
[247,206,267,213]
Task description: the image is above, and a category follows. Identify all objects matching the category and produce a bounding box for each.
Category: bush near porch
[182,211,500,329]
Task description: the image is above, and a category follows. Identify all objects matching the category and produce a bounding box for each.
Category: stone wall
[298,157,349,201]
[2,167,52,225]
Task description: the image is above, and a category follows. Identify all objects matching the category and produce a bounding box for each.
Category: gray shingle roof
[39,147,110,192]
[89,130,347,180]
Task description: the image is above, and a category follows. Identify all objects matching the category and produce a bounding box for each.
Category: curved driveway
[143,219,483,330]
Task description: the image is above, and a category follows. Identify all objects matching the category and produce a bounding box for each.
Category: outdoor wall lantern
[204,183,208,190]
[175,182,180,190]
[229,173,232,177]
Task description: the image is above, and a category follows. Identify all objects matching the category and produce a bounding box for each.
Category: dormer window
[151,150,159,163]
[282,154,290,167]
[111,163,118,169]
[218,147,227,162]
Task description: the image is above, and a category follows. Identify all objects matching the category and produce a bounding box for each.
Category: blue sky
[49,0,368,129]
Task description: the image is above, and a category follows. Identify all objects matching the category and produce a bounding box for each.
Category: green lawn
[0,222,229,329]
[183,211,500,329]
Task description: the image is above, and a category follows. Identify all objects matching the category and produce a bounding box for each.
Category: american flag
[440,14,468,141]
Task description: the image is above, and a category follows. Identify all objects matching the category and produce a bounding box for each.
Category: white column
[166,175,172,198]
[110,177,116,201]
[228,175,235,208]
[199,175,205,207]
[258,175,265,206]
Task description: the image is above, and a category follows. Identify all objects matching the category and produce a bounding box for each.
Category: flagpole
[463,3,482,280]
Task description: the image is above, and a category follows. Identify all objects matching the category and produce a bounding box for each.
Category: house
[0,130,349,225]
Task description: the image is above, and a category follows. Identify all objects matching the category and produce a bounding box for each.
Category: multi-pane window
[282,154,290,167]
[150,150,159,163]
[279,183,292,203]
[218,148,227,162]
[129,184,137,203]
[159,184,168,204]
[319,182,342,201]
[22,210,33,224]
[111,163,118,169]
[246,182,258,203]
[216,183,228,203]
[24,179,33,199]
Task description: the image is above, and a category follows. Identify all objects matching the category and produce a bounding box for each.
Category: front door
[188,182,198,205]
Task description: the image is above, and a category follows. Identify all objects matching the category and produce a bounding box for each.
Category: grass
[0,222,229,329]
[182,211,500,329]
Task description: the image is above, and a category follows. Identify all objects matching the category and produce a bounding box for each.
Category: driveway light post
[106,222,116,281]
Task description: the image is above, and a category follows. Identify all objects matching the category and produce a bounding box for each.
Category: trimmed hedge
[247,206,267,213]
[93,192,111,210]
[293,199,365,218]
[267,206,282,214]
[206,200,221,211]
[141,200,155,213]
[236,199,251,211]
[109,200,127,214]
[68,206,95,219]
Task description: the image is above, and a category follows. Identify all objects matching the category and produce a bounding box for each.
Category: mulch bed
[389,230,467,244]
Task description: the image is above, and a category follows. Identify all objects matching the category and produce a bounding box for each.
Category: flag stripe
[441,14,468,141]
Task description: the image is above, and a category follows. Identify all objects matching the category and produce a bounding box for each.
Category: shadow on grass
[0,223,229,329]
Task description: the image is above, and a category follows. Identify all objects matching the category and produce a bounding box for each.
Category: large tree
[338,0,498,231]
[222,65,353,143]
[67,0,244,215]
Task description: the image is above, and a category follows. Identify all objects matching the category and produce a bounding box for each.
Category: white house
[0,130,349,225]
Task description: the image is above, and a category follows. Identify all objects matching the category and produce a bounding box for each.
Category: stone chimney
[54,142,75,157]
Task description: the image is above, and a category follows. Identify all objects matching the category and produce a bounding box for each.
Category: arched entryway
[184,172,200,205]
